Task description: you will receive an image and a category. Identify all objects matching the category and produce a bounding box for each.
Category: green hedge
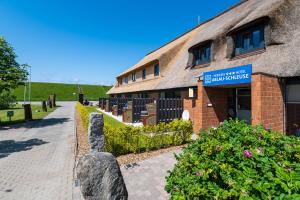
[76,102,193,156]
[76,102,89,131]
[105,119,192,156]
[165,119,300,200]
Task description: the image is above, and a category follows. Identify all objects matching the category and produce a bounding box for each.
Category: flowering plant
[165,119,300,199]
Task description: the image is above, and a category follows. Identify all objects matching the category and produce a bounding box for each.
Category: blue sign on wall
[203,64,252,86]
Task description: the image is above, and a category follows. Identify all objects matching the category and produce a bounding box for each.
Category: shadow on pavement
[0,138,48,159]
[0,117,70,130]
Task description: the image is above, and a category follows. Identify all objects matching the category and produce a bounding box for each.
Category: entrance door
[236,88,251,124]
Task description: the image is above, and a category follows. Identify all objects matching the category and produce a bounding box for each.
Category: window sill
[231,48,266,60]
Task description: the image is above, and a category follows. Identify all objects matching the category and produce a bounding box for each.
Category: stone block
[88,113,105,153]
[77,152,128,200]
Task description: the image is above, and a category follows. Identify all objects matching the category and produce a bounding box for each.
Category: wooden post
[49,94,56,107]
[48,97,53,108]
[24,104,32,120]
[79,93,84,104]
[42,101,47,112]
[52,94,56,107]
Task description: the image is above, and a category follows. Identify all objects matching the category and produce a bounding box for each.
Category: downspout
[281,78,286,134]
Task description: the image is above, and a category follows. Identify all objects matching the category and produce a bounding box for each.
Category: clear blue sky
[0,0,240,85]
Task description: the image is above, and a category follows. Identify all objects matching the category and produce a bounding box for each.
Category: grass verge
[0,104,56,126]
[85,106,125,128]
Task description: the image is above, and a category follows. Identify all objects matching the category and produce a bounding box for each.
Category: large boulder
[77,152,128,200]
[88,113,105,153]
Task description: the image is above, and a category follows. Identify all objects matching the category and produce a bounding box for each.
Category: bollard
[49,94,56,107]
[52,94,56,107]
[79,93,84,104]
[24,104,32,120]
[42,101,47,112]
[88,113,105,153]
[48,97,53,108]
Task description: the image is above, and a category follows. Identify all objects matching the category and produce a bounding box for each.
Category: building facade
[107,0,300,135]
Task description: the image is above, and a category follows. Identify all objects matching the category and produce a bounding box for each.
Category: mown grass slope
[13,82,111,101]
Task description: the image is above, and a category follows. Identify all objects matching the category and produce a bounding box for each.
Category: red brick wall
[251,74,284,132]
[199,82,228,130]
[184,81,228,133]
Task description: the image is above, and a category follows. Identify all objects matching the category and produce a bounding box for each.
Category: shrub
[76,102,89,131]
[76,103,193,156]
[0,91,16,109]
[104,119,193,156]
[165,119,300,200]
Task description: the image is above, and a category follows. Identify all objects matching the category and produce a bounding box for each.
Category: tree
[0,36,28,109]
[0,36,28,94]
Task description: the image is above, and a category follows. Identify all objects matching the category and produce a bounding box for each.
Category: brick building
[107,0,300,135]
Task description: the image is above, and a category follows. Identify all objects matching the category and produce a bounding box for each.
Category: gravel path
[121,149,182,200]
[0,102,76,200]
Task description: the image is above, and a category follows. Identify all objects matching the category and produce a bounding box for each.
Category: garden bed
[117,144,186,166]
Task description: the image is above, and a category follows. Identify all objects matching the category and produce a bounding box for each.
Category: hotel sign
[203,64,252,86]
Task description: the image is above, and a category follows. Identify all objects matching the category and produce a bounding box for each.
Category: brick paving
[0,102,76,200]
[121,149,182,200]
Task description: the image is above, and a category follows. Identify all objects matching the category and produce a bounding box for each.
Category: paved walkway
[121,149,182,200]
[0,102,75,200]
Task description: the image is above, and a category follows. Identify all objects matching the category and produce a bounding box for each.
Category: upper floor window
[131,73,136,82]
[122,76,128,84]
[142,69,146,80]
[154,64,159,76]
[193,43,211,66]
[235,24,265,56]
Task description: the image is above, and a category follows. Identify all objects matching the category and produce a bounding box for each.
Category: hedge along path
[76,103,193,156]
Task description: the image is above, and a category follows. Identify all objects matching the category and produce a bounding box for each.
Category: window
[193,43,211,66]
[235,24,265,56]
[122,76,128,84]
[131,73,136,82]
[142,69,146,80]
[286,79,300,103]
[154,64,160,76]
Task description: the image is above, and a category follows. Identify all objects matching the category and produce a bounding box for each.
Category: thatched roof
[108,0,300,94]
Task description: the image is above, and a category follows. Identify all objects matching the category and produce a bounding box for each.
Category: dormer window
[142,69,146,80]
[122,76,128,84]
[154,64,159,76]
[131,73,136,82]
[191,43,211,67]
[234,24,265,56]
